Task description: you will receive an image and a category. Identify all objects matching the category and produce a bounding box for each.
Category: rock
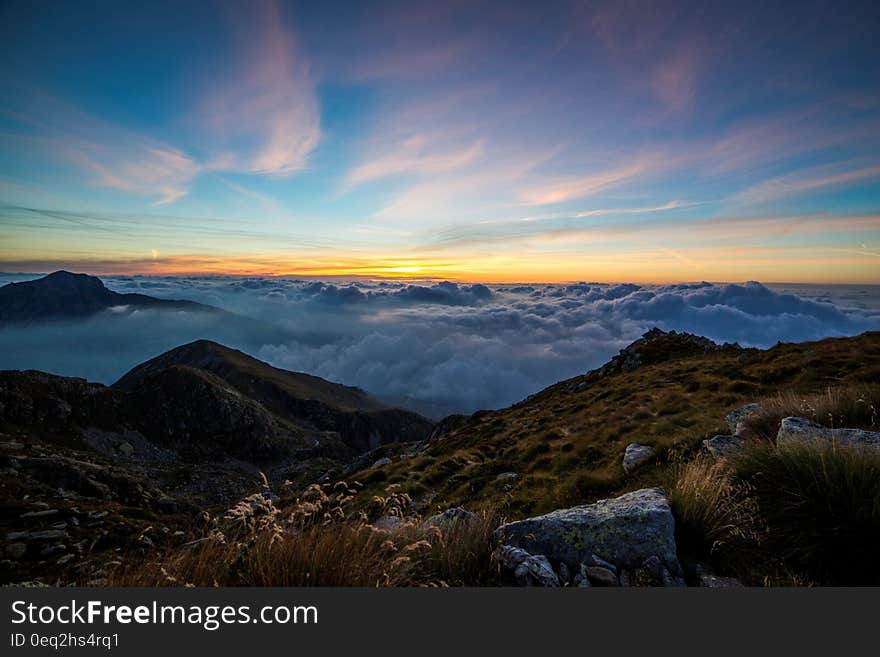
[594,329,743,378]
[725,403,761,432]
[6,543,27,558]
[573,563,593,587]
[40,542,66,557]
[156,496,177,512]
[687,560,743,587]
[585,565,619,587]
[622,443,654,473]
[557,562,571,584]
[777,417,880,450]
[734,422,757,440]
[495,472,520,485]
[703,434,744,459]
[371,457,392,468]
[588,553,617,574]
[631,555,686,587]
[424,507,478,528]
[373,516,405,532]
[115,441,134,457]
[29,529,69,541]
[495,488,681,577]
[700,573,743,587]
[20,509,59,519]
[494,545,559,587]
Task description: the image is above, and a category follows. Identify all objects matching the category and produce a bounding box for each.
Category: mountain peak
[17,270,108,290]
[0,270,116,322]
[0,271,221,323]
[593,328,744,377]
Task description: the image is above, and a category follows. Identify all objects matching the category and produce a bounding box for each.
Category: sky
[1,0,879,283]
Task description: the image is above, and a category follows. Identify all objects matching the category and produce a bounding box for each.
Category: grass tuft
[668,457,761,574]
[730,440,880,585]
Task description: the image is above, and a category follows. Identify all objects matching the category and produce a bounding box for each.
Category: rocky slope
[0,342,433,584]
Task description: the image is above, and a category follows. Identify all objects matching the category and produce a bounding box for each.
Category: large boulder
[494,488,681,578]
[777,417,880,450]
[622,443,654,473]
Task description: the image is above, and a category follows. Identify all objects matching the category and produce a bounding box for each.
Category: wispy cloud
[650,42,707,114]
[519,153,662,205]
[199,0,321,176]
[346,134,484,186]
[0,95,201,206]
[735,162,880,204]
[65,142,200,206]
[0,0,319,206]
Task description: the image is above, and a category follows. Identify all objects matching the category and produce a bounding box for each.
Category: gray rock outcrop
[494,488,682,584]
[777,417,880,450]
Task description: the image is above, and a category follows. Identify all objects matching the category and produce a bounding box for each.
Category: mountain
[0,270,222,322]
[114,340,433,452]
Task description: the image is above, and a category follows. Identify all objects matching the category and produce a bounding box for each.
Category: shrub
[730,441,880,584]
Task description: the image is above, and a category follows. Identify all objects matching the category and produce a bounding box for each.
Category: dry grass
[668,457,761,574]
[110,479,499,587]
[742,385,879,440]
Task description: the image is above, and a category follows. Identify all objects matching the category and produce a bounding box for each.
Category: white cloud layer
[1,275,877,418]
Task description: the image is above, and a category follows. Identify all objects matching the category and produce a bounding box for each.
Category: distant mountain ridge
[0,270,223,322]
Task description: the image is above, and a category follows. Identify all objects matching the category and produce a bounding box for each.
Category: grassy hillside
[350,331,880,517]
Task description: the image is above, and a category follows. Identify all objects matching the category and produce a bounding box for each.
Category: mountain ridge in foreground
[1,329,878,586]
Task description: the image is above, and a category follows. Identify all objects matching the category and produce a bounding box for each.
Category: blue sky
[1,0,879,282]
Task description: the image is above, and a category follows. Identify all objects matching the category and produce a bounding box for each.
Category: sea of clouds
[1,274,878,417]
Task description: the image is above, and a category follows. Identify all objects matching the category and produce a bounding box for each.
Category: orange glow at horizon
[4,247,878,285]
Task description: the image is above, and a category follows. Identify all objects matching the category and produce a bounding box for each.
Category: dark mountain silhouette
[0,270,222,322]
[0,339,433,466]
[114,340,434,452]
